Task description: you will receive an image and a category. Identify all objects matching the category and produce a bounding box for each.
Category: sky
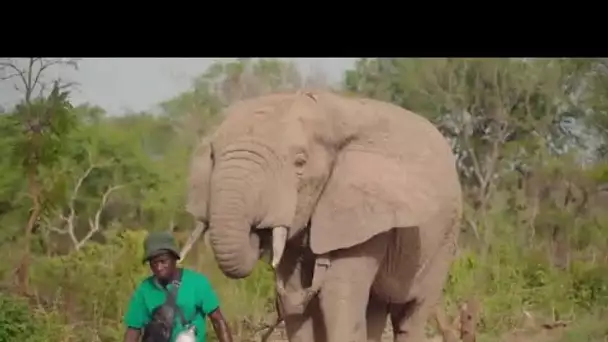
[0,58,357,114]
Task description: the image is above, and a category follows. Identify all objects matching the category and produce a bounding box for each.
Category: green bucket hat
[142,231,181,263]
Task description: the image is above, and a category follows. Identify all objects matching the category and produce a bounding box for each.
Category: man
[123,231,233,342]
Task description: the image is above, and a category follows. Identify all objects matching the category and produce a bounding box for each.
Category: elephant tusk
[179,221,207,261]
[271,226,288,268]
[203,229,211,249]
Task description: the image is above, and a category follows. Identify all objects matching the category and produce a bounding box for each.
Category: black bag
[142,270,189,342]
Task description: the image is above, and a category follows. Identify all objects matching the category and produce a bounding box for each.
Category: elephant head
[186,90,457,280]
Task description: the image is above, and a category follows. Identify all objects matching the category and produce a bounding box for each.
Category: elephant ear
[309,149,447,255]
[185,137,214,223]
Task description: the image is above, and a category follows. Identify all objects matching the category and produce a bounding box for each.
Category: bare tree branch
[56,161,95,249]
[76,184,124,250]
[44,154,121,251]
[0,60,28,86]
[457,110,486,189]
[0,58,80,103]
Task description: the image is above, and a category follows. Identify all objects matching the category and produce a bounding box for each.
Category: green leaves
[11,81,77,169]
[0,293,38,342]
[344,58,602,202]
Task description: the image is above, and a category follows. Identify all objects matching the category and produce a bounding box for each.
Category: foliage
[0,293,37,342]
[5,229,274,342]
[0,292,66,342]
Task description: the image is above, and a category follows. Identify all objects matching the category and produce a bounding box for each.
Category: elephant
[185,90,463,342]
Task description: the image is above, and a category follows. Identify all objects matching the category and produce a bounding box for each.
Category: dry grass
[250,296,569,342]
[431,297,571,342]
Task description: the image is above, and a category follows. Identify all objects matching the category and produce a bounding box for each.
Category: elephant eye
[294,153,307,168]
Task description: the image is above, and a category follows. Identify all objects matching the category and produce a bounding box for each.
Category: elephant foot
[278,289,311,316]
[283,296,327,342]
[389,299,426,342]
[366,295,388,342]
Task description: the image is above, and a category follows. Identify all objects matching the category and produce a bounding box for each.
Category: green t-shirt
[124,268,220,342]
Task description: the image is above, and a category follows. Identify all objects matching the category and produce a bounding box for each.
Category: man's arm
[208,308,233,342]
[199,274,233,342]
[123,286,147,342]
[123,328,141,342]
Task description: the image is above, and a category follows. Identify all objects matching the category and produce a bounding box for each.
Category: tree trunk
[17,166,41,294]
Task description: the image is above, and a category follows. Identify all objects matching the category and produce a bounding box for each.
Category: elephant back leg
[389,212,459,342]
[319,231,389,342]
[388,256,450,342]
[371,227,420,303]
[366,294,389,342]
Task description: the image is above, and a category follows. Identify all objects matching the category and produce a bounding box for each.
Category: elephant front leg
[276,234,326,341]
[283,296,326,342]
[319,233,388,342]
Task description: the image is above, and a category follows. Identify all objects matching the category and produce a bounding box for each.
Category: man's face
[148,251,177,281]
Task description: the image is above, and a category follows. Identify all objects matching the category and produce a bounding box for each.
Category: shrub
[0,293,37,342]
[28,229,150,342]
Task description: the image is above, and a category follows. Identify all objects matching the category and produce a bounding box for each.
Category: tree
[0,58,80,292]
[345,58,592,209]
[573,58,608,161]
[198,58,303,105]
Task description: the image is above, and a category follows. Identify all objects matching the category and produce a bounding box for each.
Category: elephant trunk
[207,141,297,278]
[208,159,262,279]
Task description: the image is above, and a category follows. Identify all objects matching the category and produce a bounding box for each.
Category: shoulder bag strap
[163,269,189,327]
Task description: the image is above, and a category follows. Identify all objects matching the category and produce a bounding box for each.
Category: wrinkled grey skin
[186,90,462,342]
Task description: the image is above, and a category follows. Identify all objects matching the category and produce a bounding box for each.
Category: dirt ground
[258,303,568,342]
[262,323,566,342]
[263,322,397,341]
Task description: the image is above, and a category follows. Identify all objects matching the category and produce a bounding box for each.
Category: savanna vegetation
[0,57,607,342]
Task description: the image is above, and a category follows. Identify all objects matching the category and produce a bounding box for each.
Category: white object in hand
[175,326,196,342]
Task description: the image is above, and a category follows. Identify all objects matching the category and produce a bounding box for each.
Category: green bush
[440,186,608,339]
[22,228,277,342]
[0,293,37,342]
[28,229,150,342]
